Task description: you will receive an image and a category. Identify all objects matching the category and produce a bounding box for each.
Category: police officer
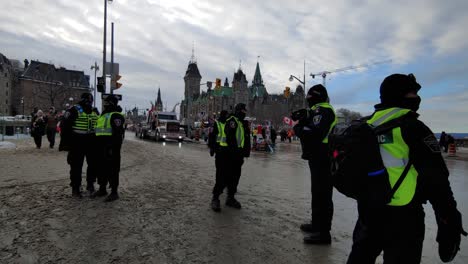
[59,92,98,197]
[93,95,125,202]
[210,104,251,211]
[347,74,466,263]
[208,110,229,212]
[293,84,337,244]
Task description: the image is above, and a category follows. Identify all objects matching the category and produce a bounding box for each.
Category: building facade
[0,53,15,115]
[11,60,91,116]
[180,57,306,127]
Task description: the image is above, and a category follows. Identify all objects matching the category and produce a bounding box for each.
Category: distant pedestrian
[439,131,447,152]
[447,134,455,149]
[45,107,58,148]
[32,110,46,149]
[287,129,293,143]
[270,127,277,145]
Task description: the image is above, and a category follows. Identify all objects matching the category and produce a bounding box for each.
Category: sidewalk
[444,147,468,161]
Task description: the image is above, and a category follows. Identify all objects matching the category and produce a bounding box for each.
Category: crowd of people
[30,93,125,202]
[25,73,466,263]
[207,73,465,263]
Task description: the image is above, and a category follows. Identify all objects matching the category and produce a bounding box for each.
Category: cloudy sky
[1,0,467,132]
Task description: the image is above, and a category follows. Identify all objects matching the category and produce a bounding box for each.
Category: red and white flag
[283,116,293,126]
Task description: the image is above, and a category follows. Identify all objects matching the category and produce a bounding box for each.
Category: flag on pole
[283,116,293,126]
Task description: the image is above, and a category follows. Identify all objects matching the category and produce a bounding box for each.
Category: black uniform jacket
[294,104,335,160]
[396,109,457,217]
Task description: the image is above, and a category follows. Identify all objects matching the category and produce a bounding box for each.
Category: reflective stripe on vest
[216,121,227,146]
[310,102,337,143]
[367,107,418,206]
[95,112,123,136]
[72,106,98,134]
[227,116,245,148]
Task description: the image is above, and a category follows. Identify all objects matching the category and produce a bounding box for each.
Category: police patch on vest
[313,115,322,125]
[424,135,441,153]
[114,119,122,127]
[377,132,394,144]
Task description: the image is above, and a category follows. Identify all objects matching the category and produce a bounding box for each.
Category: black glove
[209,148,215,157]
[436,208,467,262]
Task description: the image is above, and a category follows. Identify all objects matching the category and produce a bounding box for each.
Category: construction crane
[171,102,180,113]
[310,59,392,86]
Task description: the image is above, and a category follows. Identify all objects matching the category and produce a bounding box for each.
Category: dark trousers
[308,158,333,232]
[67,136,97,189]
[46,129,56,148]
[97,143,122,192]
[212,152,244,198]
[33,135,42,148]
[347,204,425,264]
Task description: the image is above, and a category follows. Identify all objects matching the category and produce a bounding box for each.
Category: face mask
[400,96,421,112]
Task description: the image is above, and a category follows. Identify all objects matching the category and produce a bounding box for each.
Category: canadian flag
[283,116,293,126]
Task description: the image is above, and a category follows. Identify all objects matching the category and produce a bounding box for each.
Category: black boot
[300,222,318,233]
[303,231,331,245]
[105,191,119,202]
[72,187,82,198]
[86,184,95,195]
[91,186,108,198]
[211,197,221,212]
[226,196,241,209]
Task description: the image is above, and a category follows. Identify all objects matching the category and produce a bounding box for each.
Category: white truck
[136,111,184,142]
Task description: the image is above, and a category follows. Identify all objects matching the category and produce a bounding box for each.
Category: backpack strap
[388,160,412,199]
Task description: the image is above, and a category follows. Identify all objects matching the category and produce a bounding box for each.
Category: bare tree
[336,108,362,125]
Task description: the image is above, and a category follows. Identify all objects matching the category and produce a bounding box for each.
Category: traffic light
[215,78,221,88]
[112,74,122,90]
[284,86,291,98]
[97,77,104,93]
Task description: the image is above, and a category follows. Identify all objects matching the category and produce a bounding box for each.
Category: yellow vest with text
[72,106,98,135]
[95,112,124,136]
[227,116,245,148]
[367,107,418,206]
[216,121,227,147]
[310,102,337,143]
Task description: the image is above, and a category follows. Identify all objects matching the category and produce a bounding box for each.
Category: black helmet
[306,84,328,106]
[380,73,421,104]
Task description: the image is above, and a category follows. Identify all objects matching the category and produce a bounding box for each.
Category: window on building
[6,99,8,104]
[5,90,8,96]
[6,82,8,87]
[4,73,7,77]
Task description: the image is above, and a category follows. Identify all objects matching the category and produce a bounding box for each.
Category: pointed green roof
[252,62,263,85]
[250,62,267,98]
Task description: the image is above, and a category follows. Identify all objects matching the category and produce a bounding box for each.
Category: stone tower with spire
[231,62,249,108]
[182,45,202,120]
[155,87,163,112]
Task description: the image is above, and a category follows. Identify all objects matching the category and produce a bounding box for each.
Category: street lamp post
[91,62,99,107]
[102,0,113,95]
[289,60,306,87]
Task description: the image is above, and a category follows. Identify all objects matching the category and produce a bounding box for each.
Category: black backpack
[329,114,413,205]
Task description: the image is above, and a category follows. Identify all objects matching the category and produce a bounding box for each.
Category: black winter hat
[306,84,328,102]
[380,73,421,104]
[105,94,119,105]
[80,92,93,101]
[234,103,247,113]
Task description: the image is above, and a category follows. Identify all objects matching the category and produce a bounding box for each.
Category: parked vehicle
[136,111,184,142]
